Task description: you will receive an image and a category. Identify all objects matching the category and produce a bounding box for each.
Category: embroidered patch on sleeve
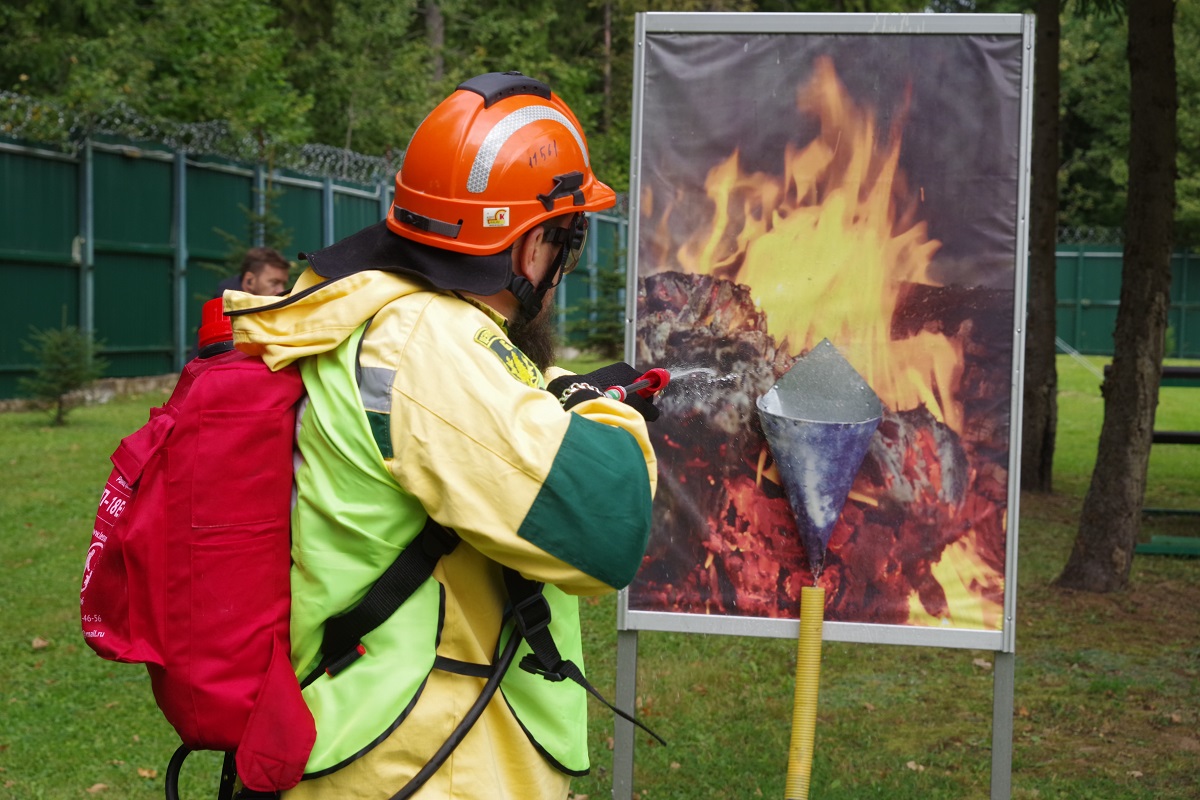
[474,328,544,388]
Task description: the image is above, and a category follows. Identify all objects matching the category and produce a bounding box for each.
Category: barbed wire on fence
[1057,226,1123,246]
[0,94,1164,245]
[1,92,396,186]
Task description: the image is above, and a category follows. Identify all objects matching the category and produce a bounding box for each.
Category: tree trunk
[1021,0,1062,493]
[426,0,444,85]
[1055,0,1176,593]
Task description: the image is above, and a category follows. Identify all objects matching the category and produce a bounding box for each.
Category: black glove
[546,362,660,422]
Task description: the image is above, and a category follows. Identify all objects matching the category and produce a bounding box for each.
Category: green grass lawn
[1,355,1197,799]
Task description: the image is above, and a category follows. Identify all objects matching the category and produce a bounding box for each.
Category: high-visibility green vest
[294,322,589,777]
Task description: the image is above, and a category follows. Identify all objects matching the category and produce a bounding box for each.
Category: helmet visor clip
[537,171,586,211]
[543,214,589,287]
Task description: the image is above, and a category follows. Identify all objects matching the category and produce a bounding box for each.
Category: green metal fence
[557,211,627,353]
[1056,244,1200,358]
[14,131,1193,402]
[0,135,627,399]
[2,141,81,401]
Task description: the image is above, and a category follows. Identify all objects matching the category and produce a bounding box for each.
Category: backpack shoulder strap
[305,518,460,685]
[502,570,666,746]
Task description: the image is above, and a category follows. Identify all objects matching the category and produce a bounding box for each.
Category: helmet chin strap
[506,234,568,323]
[506,273,552,324]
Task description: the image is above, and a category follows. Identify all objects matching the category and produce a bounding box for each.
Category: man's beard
[508,298,558,372]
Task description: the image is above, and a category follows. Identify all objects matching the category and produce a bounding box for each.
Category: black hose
[163,745,239,800]
[165,745,190,800]
[217,751,237,800]
[388,631,522,800]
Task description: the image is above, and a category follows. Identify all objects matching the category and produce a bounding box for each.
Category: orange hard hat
[388,72,616,255]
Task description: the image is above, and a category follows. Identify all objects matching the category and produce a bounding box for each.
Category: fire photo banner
[619,12,1034,654]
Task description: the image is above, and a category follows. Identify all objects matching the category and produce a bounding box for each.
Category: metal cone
[756,339,882,577]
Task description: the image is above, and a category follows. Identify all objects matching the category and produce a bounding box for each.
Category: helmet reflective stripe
[467,106,589,194]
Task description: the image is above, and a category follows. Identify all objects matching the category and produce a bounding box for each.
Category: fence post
[322,177,335,248]
[78,139,95,336]
[1179,249,1190,358]
[173,150,189,370]
[1073,245,1084,351]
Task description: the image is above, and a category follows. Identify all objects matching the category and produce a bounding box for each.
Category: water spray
[668,365,719,381]
[756,339,882,799]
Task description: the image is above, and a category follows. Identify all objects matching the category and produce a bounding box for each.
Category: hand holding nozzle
[546,364,668,422]
[603,368,671,402]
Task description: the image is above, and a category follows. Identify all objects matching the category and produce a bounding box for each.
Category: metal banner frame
[614,12,1034,799]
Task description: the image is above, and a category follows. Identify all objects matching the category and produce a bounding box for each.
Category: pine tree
[567,263,627,360]
[204,181,295,289]
[19,320,108,426]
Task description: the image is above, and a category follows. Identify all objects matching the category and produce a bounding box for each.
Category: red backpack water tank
[81,298,313,792]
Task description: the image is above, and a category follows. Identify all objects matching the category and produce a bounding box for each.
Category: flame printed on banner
[674,56,964,434]
[907,528,1004,630]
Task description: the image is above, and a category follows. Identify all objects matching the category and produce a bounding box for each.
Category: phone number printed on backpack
[82,472,132,603]
[82,611,107,639]
[98,488,128,519]
[96,474,132,525]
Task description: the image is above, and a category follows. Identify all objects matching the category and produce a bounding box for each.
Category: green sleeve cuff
[517,414,653,588]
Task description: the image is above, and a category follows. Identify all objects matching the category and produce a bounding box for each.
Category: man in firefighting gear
[224,72,658,799]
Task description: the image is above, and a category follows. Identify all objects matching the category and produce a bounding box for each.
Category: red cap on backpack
[198,298,233,350]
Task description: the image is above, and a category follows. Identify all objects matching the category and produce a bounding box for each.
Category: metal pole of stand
[612,629,639,800]
[990,650,1015,799]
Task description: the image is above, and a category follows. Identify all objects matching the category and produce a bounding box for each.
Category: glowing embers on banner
[632,56,1009,630]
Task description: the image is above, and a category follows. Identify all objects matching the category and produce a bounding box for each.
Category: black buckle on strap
[518,652,567,682]
[512,590,552,639]
[422,523,460,559]
[324,643,366,677]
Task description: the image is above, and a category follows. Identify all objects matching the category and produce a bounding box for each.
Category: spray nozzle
[604,368,671,401]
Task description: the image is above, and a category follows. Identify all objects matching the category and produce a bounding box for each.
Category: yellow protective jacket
[226,267,656,800]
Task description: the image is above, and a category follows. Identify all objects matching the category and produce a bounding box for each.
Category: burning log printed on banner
[629,56,1011,630]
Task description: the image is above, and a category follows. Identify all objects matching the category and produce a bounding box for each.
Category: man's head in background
[240,247,291,295]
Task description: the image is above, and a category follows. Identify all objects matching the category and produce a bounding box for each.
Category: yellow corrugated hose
[785,585,824,800]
